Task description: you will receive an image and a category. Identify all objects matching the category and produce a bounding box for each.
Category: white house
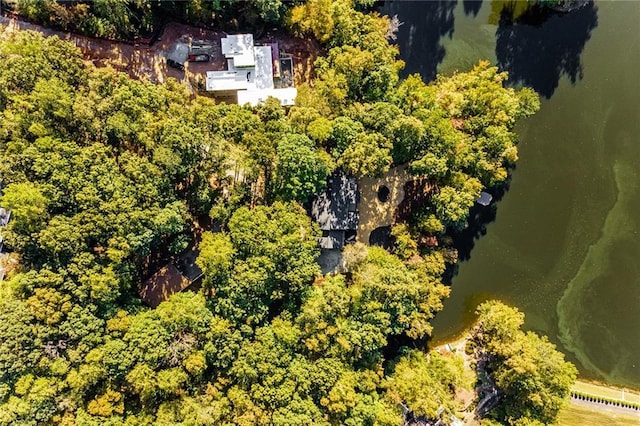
[206,34,297,107]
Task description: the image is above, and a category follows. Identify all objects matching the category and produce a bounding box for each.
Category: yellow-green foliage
[0,1,541,420]
[387,350,465,419]
[474,301,578,425]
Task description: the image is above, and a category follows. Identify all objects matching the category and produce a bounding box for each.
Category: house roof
[253,46,274,90]
[139,246,204,308]
[319,230,345,250]
[221,34,255,67]
[175,248,203,283]
[237,88,297,107]
[311,170,359,231]
[206,70,253,91]
[206,45,274,94]
[140,264,191,308]
[476,191,493,206]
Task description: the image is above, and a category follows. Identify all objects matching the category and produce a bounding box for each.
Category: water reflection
[446,176,511,280]
[380,0,458,81]
[495,1,599,98]
[463,0,483,17]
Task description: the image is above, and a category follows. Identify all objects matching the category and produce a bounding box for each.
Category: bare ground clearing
[0,15,319,91]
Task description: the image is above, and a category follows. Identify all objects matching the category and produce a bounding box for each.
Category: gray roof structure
[175,248,203,283]
[476,191,493,206]
[311,171,359,232]
[0,207,10,258]
[319,230,345,250]
[0,208,10,227]
[311,170,359,254]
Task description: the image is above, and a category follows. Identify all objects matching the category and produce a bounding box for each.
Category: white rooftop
[207,35,295,106]
[237,88,297,107]
[205,70,252,92]
[206,45,274,93]
[221,34,255,68]
[253,46,274,90]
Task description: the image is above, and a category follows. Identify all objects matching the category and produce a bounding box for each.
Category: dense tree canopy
[0,2,551,423]
[271,134,332,202]
[198,202,321,327]
[7,0,293,39]
[386,350,466,421]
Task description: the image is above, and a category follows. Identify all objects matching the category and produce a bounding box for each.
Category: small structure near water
[476,191,493,206]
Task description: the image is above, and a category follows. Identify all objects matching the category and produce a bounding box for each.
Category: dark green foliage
[8,0,295,40]
[297,245,449,365]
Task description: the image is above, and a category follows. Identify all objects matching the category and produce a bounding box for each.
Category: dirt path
[0,15,319,89]
[0,15,183,83]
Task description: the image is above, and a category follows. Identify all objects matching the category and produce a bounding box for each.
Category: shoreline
[573,379,640,405]
[434,333,640,404]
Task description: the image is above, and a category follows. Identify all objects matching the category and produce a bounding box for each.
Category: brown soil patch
[0,16,320,91]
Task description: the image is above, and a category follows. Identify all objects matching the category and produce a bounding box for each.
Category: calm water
[381,0,640,388]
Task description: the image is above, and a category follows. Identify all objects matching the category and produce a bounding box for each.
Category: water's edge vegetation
[0,1,581,424]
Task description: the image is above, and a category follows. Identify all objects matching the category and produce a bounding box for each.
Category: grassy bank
[435,335,640,424]
[557,403,640,426]
[573,379,640,405]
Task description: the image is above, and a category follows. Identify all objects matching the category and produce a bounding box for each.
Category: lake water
[381,0,640,388]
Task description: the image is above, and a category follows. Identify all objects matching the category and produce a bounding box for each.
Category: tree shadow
[380,0,458,82]
[463,0,483,17]
[495,1,599,99]
[442,174,513,284]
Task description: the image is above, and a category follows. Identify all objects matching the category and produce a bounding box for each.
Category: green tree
[432,175,482,230]
[315,45,400,104]
[196,231,235,289]
[473,301,578,425]
[297,246,449,364]
[329,116,364,157]
[0,297,40,386]
[288,0,335,43]
[0,182,49,234]
[271,134,331,202]
[387,350,465,421]
[338,132,392,178]
[199,202,321,326]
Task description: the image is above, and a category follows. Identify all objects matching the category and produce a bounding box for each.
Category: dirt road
[0,15,319,90]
